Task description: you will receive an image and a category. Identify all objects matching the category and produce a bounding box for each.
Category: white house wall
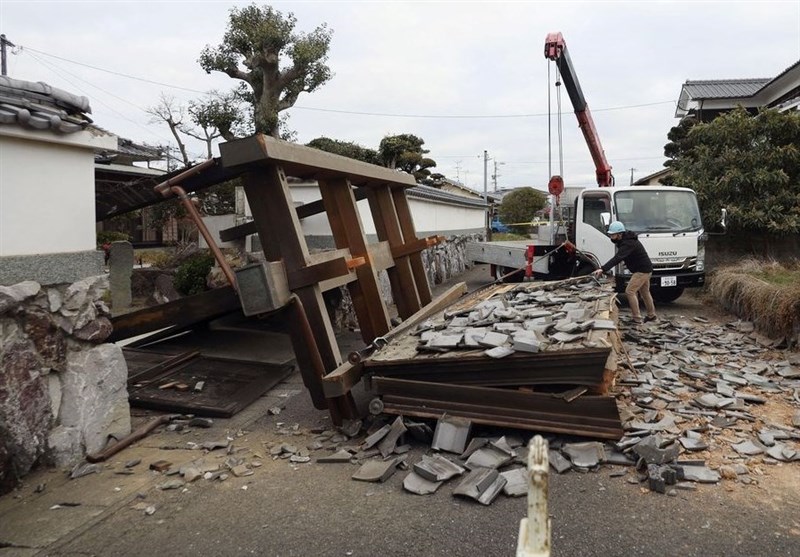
[0,135,97,256]
[0,127,115,285]
[243,183,484,246]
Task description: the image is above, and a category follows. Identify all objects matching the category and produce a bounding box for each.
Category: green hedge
[173,253,215,296]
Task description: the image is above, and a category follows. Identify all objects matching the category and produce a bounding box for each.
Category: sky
[1,1,799,193]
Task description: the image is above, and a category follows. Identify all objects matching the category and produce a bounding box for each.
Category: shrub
[137,250,172,268]
[173,253,216,296]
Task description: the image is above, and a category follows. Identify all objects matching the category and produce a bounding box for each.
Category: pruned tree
[498,187,547,227]
[666,107,800,234]
[306,137,379,164]
[199,4,333,137]
[378,134,437,182]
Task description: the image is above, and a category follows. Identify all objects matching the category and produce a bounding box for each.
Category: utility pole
[483,150,489,240]
[629,168,637,186]
[1,34,15,77]
[492,160,505,192]
[454,160,462,183]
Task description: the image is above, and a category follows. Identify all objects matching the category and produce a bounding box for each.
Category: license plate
[660,276,677,287]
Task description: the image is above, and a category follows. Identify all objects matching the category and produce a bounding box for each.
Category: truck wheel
[496,266,525,283]
[651,287,684,303]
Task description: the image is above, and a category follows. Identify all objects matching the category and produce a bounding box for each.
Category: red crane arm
[544,32,614,187]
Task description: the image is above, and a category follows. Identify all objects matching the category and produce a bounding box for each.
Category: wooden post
[318,177,391,343]
[367,185,421,320]
[391,187,432,305]
[243,165,341,408]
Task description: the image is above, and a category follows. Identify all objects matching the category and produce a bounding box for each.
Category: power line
[20,45,208,94]
[25,51,171,144]
[290,101,676,119]
[17,45,677,120]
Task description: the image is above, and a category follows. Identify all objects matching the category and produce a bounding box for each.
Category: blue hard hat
[607,221,625,234]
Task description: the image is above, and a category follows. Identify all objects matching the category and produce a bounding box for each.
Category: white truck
[467,184,720,302]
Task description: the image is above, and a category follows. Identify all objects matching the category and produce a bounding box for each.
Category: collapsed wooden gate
[217,135,441,421]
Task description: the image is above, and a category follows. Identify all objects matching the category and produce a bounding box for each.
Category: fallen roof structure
[359,276,624,440]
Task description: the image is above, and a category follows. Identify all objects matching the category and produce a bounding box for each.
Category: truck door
[575,191,614,268]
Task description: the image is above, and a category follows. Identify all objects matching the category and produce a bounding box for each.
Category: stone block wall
[0,276,131,494]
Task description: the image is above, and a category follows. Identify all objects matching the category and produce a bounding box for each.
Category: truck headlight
[696,241,705,272]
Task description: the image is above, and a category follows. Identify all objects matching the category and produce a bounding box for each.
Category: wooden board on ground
[124,352,292,418]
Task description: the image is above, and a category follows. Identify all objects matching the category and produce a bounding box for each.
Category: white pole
[516,435,551,557]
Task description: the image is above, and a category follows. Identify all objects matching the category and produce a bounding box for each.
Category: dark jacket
[601,231,653,273]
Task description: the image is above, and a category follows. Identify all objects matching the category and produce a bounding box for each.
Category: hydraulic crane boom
[544,32,614,187]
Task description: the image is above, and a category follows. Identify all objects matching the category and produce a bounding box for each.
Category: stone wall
[0,276,131,494]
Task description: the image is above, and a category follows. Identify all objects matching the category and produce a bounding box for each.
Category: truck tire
[651,286,684,303]
[495,266,525,283]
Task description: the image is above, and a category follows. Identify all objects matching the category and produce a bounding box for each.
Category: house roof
[95,135,164,165]
[633,168,672,185]
[679,78,770,100]
[0,76,92,133]
[676,59,800,118]
[407,184,488,208]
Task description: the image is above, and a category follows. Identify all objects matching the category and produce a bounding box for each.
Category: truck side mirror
[600,212,611,227]
[720,208,727,230]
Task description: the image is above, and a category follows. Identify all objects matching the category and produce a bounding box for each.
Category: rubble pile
[613,314,800,493]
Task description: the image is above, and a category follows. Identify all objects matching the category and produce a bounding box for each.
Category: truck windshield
[614,190,703,233]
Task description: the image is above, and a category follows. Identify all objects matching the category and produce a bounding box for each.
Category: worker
[592,221,657,324]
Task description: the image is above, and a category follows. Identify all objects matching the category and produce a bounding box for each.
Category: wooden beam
[367,186,421,320]
[243,165,343,408]
[109,286,240,342]
[287,257,352,290]
[390,236,444,259]
[318,177,391,342]
[219,135,416,189]
[392,188,432,305]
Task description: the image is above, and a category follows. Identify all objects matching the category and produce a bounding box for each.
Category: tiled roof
[95,135,164,164]
[0,76,92,133]
[681,78,770,100]
[407,184,488,208]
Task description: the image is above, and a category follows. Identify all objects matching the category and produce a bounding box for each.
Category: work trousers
[625,272,656,321]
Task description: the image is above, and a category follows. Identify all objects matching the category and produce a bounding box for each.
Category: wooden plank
[219,135,416,189]
[391,237,434,259]
[318,177,391,343]
[367,186,421,320]
[391,188,432,305]
[287,257,351,290]
[109,286,240,342]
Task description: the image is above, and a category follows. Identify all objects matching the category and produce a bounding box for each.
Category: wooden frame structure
[218,135,440,421]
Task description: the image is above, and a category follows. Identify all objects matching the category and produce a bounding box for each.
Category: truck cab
[573,185,706,302]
